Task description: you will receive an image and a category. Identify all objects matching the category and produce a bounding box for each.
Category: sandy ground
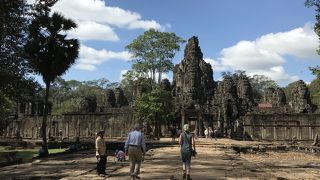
[1,138,320,179]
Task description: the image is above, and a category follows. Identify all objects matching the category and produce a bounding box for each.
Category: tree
[249,74,278,102]
[24,0,79,155]
[306,0,320,77]
[308,78,320,108]
[0,0,36,98]
[126,29,185,86]
[134,88,172,140]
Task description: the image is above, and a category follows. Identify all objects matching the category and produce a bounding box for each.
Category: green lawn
[0,147,67,163]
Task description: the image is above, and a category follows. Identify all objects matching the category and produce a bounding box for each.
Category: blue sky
[28,0,320,87]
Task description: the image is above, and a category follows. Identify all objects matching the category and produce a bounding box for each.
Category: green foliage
[24,0,79,155]
[126,29,185,85]
[25,13,79,84]
[135,88,172,122]
[249,74,278,102]
[120,70,153,102]
[283,81,296,102]
[306,0,320,75]
[309,66,320,79]
[306,0,320,54]
[134,88,172,139]
[0,0,40,100]
[49,77,118,114]
[0,93,14,134]
[309,78,320,107]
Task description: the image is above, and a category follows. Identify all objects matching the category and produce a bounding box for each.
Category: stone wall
[242,113,320,140]
[3,107,134,139]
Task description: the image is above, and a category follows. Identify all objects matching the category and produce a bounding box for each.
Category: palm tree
[25,5,79,155]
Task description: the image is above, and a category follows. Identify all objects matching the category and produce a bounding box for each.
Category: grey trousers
[128,146,143,175]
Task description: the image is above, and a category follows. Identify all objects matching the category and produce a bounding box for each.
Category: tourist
[209,127,213,140]
[115,149,126,162]
[179,124,196,180]
[125,123,146,180]
[204,127,209,139]
[171,126,177,142]
[193,129,199,139]
[95,130,107,177]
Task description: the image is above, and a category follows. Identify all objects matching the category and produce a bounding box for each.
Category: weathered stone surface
[160,78,171,91]
[237,75,254,116]
[214,76,238,136]
[263,87,286,107]
[79,95,97,113]
[172,36,214,133]
[114,88,128,107]
[105,89,116,108]
[289,80,313,113]
[172,36,214,110]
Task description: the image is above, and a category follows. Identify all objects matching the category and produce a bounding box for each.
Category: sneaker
[98,174,105,177]
[134,175,141,179]
[183,172,186,179]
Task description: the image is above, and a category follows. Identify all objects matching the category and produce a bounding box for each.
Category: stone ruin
[171,36,318,139]
[3,87,133,140]
[212,74,254,136]
[171,36,257,137]
[289,80,313,113]
[99,88,129,112]
[263,87,287,107]
[172,36,214,135]
[3,36,319,141]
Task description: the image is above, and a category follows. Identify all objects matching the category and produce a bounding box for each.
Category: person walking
[171,126,177,143]
[95,130,107,177]
[125,123,146,180]
[208,127,213,140]
[179,124,196,180]
[204,127,209,139]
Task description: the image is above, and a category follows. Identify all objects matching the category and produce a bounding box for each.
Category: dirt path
[1,138,320,179]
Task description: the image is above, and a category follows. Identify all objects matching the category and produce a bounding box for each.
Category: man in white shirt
[96,130,106,177]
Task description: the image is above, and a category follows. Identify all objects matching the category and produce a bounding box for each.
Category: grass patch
[49,148,66,154]
[0,147,67,163]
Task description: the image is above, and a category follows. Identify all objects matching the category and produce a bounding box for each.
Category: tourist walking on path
[179,124,196,180]
[171,126,177,142]
[209,127,213,140]
[125,123,146,180]
[95,130,107,177]
[204,127,209,139]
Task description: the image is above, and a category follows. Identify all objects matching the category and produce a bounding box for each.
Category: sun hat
[183,124,189,131]
[96,130,104,135]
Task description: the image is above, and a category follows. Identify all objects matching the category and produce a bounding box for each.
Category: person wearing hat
[179,124,196,180]
[95,130,107,177]
[125,123,146,180]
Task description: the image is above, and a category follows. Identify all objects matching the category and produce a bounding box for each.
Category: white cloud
[204,58,229,72]
[27,0,164,42]
[256,23,318,59]
[120,69,129,80]
[52,0,163,30]
[68,21,119,41]
[212,24,318,85]
[246,66,299,85]
[75,45,132,71]
[74,64,96,71]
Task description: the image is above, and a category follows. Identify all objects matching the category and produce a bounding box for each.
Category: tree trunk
[41,81,50,156]
[157,69,162,85]
[155,113,160,140]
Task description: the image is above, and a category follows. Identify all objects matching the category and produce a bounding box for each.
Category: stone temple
[172,36,214,136]
[3,36,320,141]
